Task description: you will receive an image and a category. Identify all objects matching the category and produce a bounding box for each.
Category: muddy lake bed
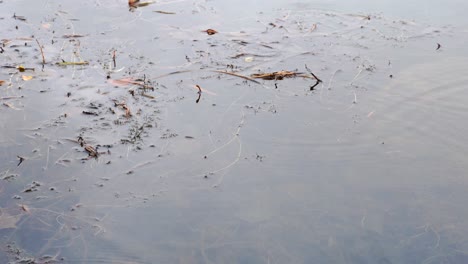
[1,0,468,263]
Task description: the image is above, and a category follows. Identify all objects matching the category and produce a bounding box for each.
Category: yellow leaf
[22,75,33,81]
[17,65,25,72]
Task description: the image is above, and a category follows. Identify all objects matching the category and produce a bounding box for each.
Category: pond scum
[0,0,450,263]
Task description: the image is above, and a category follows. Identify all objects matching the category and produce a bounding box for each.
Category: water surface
[1,0,468,263]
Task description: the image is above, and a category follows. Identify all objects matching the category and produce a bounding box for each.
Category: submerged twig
[35,38,46,65]
[112,50,116,68]
[154,70,192,79]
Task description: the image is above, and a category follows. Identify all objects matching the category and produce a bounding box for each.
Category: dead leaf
[22,75,33,81]
[17,65,25,72]
[0,80,5,86]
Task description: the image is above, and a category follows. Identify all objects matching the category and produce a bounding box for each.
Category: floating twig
[56,61,89,66]
[17,156,25,166]
[153,10,176,14]
[35,38,46,65]
[82,111,98,116]
[13,13,26,21]
[141,93,155,99]
[212,70,261,84]
[195,84,202,103]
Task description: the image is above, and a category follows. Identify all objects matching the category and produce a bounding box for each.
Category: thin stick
[35,38,46,65]
[212,70,261,84]
[154,70,192,79]
[305,64,322,82]
[1,96,24,100]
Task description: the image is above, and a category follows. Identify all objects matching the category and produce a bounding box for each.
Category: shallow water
[1,0,468,263]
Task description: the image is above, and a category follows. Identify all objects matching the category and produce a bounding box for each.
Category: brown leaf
[0,80,5,86]
[204,29,218,35]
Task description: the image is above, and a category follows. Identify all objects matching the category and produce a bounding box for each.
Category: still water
[1,0,468,263]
